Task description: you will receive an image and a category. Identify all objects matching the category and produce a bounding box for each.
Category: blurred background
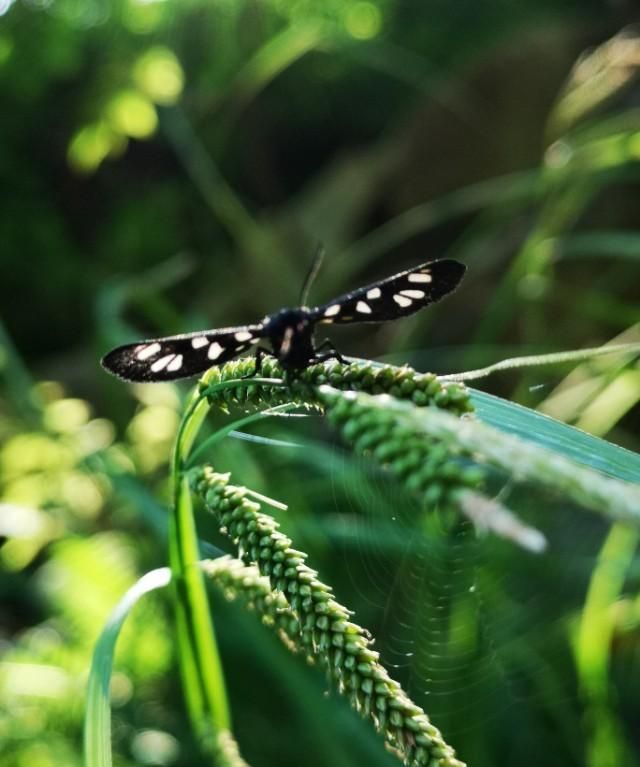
[1,1,639,766]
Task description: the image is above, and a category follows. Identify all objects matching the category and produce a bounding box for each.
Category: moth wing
[101,324,264,382]
[310,259,466,324]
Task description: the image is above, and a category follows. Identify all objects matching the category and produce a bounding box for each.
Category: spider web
[316,438,630,746]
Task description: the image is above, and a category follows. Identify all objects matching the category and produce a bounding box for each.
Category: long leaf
[470,388,640,483]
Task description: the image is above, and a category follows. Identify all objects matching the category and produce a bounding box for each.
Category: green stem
[168,375,297,751]
[170,386,230,744]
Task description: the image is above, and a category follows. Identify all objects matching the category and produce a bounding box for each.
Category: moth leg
[312,338,350,365]
[242,346,273,379]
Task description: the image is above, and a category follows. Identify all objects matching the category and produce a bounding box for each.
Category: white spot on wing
[400,289,425,299]
[151,354,175,372]
[136,342,161,360]
[356,300,372,314]
[408,272,432,283]
[167,354,183,372]
[192,336,209,349]
[366,287,381,300]
[324,304,341,317]
[235,331,252,342]
[393,294,412,308]
[208,342,224,360]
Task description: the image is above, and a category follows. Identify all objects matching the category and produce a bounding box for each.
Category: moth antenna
[299,242,326,306]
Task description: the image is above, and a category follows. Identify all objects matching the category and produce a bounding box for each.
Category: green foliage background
[0,1,639,766]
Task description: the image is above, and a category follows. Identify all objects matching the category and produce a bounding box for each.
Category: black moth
[101,259,466,383]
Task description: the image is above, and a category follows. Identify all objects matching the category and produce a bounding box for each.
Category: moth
[101,258,466,382]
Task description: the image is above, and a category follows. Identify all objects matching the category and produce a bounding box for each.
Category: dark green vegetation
[1,2,639,767]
